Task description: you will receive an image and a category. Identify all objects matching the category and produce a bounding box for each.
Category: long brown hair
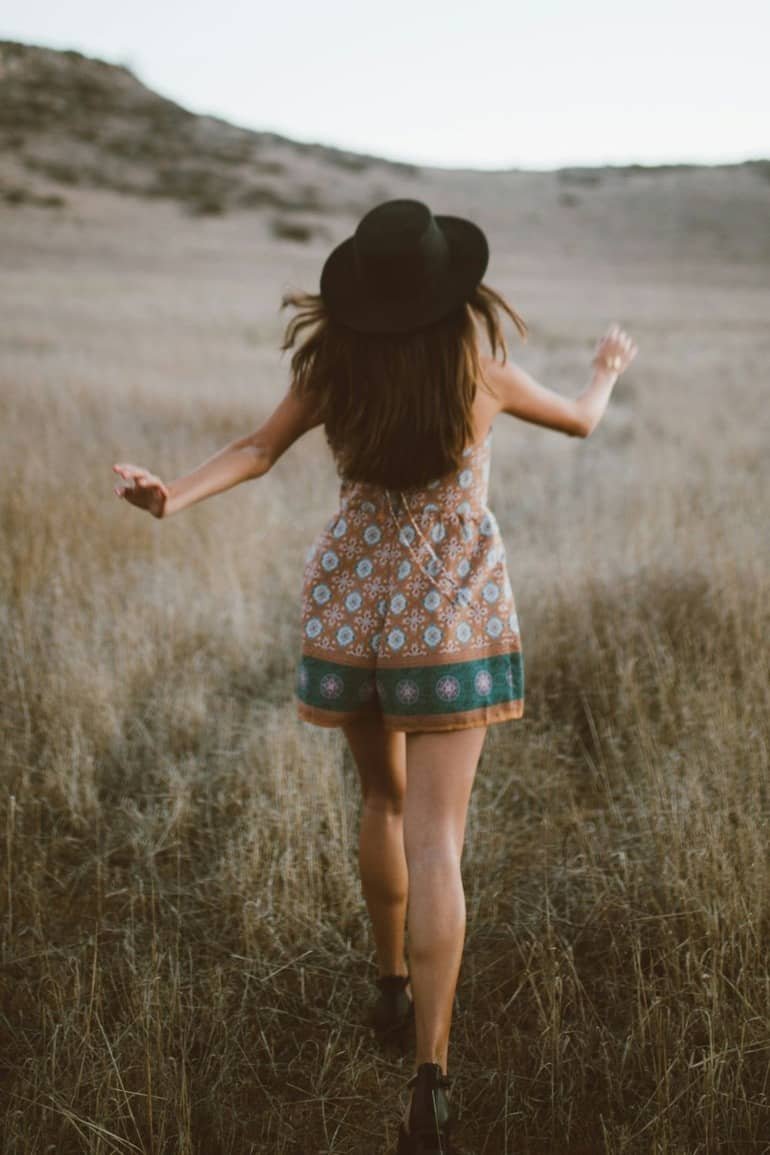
[279,281,528,491]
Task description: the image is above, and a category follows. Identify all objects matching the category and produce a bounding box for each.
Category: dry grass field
[2,42,770,1155]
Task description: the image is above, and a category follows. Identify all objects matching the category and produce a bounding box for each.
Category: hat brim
[319,215,489,334]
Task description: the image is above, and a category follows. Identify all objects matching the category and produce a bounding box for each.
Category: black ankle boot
[370,973,415,1039]
[396,1061,456,1154]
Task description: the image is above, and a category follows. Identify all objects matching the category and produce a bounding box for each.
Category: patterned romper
[295,427,524,732]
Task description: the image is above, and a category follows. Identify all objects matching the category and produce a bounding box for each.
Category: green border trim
[296,650,524,719]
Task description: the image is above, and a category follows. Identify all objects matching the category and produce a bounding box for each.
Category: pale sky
[2,0,768,170]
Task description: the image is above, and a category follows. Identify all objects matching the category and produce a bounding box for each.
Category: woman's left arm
[163,386,323,518]
[115,384,323,519]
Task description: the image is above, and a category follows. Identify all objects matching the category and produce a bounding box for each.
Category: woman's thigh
[341,709,407,804]
[404,727,488,859]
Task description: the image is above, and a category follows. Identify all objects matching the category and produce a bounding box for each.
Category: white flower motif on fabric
[381,542,401,562]
[456,558,471,578]
[423,590,441,612]
[313,584,332,605]
[390,593,407,614]
[486,616,504,638]
[332,517,348,538]
[479,514,494,536]
[321,550,339,571]
[482,581,500,603]
[397,560,411,580]
[361,501,376,514]
[474,669,493,695]
[461,523,475,543]
[320,673,344,699]
[345,591,362,612]
[456,588,472,607]
[399,525,416,546]
[306,618,323,638]
[458,469,473,489]
[364,525,381,545]
[377,598,387,615]
[425,558,442,577]
[387,628,406,651]
[395,678,420,704]
[336,625,355,646]
[355,557,373,579]
[508,611,520,633]
[430,522,446,543]
[435,675,461,701]
[424,625,443,647]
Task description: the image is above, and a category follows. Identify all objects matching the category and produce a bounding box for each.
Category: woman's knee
[403,832,461,871]
[362,790,405,817]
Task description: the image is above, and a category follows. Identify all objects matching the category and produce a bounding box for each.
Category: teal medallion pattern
[296,649,524,726]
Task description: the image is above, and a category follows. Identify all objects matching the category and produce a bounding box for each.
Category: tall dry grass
[1,189,769,1153]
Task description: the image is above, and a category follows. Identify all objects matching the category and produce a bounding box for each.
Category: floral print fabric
[295,428,524,732]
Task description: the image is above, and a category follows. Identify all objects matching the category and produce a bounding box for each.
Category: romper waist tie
[385,489,464,605]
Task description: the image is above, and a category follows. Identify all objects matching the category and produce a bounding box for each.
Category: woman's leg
[342,711,409,979]
[403,726,488,1077]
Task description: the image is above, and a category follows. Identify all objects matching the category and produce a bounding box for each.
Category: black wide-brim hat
[320,198,489,334]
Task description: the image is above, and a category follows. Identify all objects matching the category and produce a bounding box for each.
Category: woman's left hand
[112,463,169,518]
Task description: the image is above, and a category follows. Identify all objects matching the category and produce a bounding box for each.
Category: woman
[113,198,637,1153]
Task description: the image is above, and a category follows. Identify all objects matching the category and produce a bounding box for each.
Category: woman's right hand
[113,463,169,519]
[592,323,638,375]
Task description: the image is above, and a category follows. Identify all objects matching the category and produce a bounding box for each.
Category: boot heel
[394,1062,456,1154]
[370,973,414,1040]
[397,1122,453,1154]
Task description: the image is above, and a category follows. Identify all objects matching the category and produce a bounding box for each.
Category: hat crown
[319,197,488,333]
[353,200,449,301]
